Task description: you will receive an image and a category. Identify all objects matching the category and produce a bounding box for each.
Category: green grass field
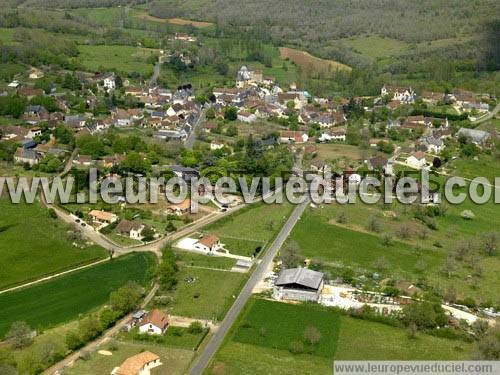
[122,326,208,351]
[164,267,246,320]
[67,340,193,375]
[334,316,472,360]
[233,299,340,357]
[292,185,500,303]
[0,28,15,44]
[175,251,237,270]
[290,207,443,277]
[449,155,500,182]
[77,45,157,75]
[341,35,410,60]
[210,298,473,374]
[0,252,155,337]
[204,202,294,245]
[0,198,106,289]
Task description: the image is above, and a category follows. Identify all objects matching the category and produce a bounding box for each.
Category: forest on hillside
[149,0,498,42]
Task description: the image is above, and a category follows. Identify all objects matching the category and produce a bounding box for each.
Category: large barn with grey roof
[273,268,324,302]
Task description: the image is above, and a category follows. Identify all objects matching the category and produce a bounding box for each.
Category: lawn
[121,326,208,351]
[164,267,246,321]
[175,251,237,270]
[77,45,157,76]
[219,236,263,257]
[204,202,294,245]
[66,340,193,375]
[0,198,106,289]
[232,299,340,357]
[210,298,472,374]
[0,252,155,337]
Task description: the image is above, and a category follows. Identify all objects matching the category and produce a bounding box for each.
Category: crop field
[0,252,155,337]
[279,47,351,73]
[210,298,472,374]
[0,198,106,289]
[164,267,246,320]
[77,45,157,75]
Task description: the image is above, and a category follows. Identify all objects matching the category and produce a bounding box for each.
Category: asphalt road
[471,102,500,125]
[184,109,205,150]
[149,61,161,88]
[189,197,310,375]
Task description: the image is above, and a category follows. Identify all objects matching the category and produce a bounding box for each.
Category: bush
[289,340,304,354]
[187,321,204,334]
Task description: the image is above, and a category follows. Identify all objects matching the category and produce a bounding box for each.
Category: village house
[168,199,191,216]
[420,90,444,104]
[88,210,118,226]
[273,268,325,302]
[116,220,145,241]
[237,111,257,123]
[236,66,263,88]
[210,140,224,151]
[111,351,162,375]
[138,309,169,335]
[64,115,87,129]
[73,154,93,166]
[113,108,132,127]
[367,155,388,171]
[103,73,116,92]
[277,92,307,109]
[381,85,416,103]
[17,87,44,99]
[420,136,444,154]
[405,151,427,170]
[14,147,41,166]
[319,127,347,142]
[171,32,197,42]
[194,234,222,253]
[457,128,490,148]
[169,165,199,182]
[23,105,49,124]
[28,67,44,80]
[124,86,145,98]
[279,130,309,144]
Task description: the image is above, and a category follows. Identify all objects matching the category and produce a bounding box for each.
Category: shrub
[187,321,204,334]
[289,340,304,354]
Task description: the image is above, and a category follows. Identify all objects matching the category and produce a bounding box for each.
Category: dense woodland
[0,1,498,96]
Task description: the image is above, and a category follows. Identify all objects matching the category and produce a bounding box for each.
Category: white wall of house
[406,156,426,169]
[139,323,163,335]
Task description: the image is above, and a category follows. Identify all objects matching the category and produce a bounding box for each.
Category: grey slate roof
[457,128,490,144]
[275,268,324,290]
